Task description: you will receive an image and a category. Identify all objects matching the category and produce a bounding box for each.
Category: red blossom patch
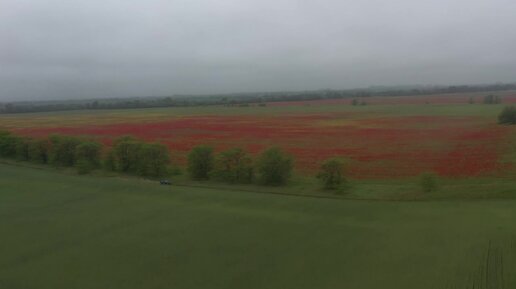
[14,113,511,179]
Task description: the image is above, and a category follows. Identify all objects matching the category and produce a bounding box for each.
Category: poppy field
[2,92,516,179]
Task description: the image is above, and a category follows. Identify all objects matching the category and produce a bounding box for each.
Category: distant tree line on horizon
[2,82,516,114]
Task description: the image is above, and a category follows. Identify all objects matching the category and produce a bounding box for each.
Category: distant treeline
[2,83,516,114]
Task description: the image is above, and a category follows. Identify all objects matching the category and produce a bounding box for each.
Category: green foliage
[351,99,359,106]
[167,164,182,176]
[137,143,170,178]
[1,130,171,179]
[28,138,50,164]
[419,172,439,193]
[483,94,501,104]
[256,147,293,185]
[212,148,253,183]
[317,158,348,191]
[48,134,82,167]
[498,106,516,125]
[0,131,19,158]
[103,149,117,171]
[15,137,31,161]
[187,145,214,180]
[111,136,143,173]
[75,141,102,174]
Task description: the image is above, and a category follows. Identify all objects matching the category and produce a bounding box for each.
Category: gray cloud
[1,0,516,101]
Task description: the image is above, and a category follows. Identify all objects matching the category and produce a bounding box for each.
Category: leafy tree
[498,106,516,125]
[137,143,170,177]
[0,131,19,158]
[112,136,143,173]
[28,138,50,164]
[212,148,253,183]
[75,141,102,174]
[419,172,439,193]
[15,137,31,161]
[256,147,293,185]
[317,157,348,190]
[187,145,214,180]
[48,135,82,167]
[103,149,117,171]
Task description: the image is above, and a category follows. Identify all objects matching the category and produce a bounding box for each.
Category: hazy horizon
[2,0,516,101]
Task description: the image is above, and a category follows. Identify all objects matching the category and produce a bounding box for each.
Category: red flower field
[13,108,512,179]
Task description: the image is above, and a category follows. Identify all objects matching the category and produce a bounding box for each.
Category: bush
[75,141,102,174]
[317,158,348,191]
[111,136,143,173]
[212,148,253,183]
[49,135,82,167]
[167,165,182,176]
[28,138,50,164]
[187,145,214,180]
[419,172,439,193]
[15,137,31,161]
[137,143,170,177]
[0,131,19,158]
[498,106,516,125]
[256,147,293,185]
[103,149,117,171]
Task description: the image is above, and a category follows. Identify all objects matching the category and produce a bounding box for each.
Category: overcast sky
[1,0,516,101]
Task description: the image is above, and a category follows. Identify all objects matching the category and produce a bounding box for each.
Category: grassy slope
[1,163,516,289]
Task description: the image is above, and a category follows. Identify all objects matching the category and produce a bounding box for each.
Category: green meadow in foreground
[1,163,516,289]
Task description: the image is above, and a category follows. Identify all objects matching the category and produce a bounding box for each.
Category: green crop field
[1,163,516,289]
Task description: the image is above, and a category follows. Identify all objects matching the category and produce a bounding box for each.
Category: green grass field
[1,163,516,289]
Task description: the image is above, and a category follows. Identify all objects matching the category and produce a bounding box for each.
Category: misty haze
[2,1,516,289]
[1,0,516,101]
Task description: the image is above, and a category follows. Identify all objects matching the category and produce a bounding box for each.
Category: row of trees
[0,130,350,190]
[187,146,294,185]
[483,95,502,104]
[0,132,102,174]
[0,132,169,176]
[187,146,351,189]
[104,136,170,177]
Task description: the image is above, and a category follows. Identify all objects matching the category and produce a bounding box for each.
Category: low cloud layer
[1,0,516,101]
